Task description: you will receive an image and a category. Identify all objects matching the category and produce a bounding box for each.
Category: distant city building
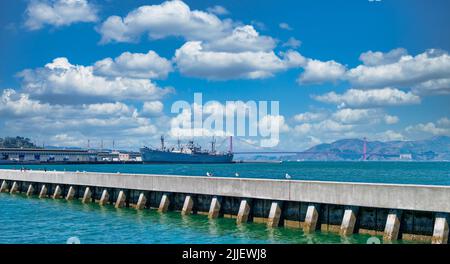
[399,153,413,160]
[118,151,141,162]
[119,152,129,161]
[0,148,141,164]
[96,150,142,162]
[98,151,119,162]
[0,148,97,163]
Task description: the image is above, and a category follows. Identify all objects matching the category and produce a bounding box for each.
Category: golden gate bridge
[229,137,379,160]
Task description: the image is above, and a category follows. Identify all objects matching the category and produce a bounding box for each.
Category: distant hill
[293,136,450,161]
[0,136,40,149]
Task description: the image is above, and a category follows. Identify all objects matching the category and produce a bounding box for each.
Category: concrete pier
[10,182,19,194]
[1,169,449,212]
[158,194,170,213]
[267,202,282,228]
[66,186,75,200]
[383,210,402,242]
[432,216,449,244]
[53,185,62,199]
[340,207,358,236]
[0,180,8,192]
[304,205,319,233]
[237,200,250,224]
[82,187,92,203]
[26,184,34,196]
[115,190,126,208]
[181,195,194,215]
[39,185,47,198]
[99,189,109,206]
[136,193,147,210]
[208,197,221,219]
[1,169,450,243]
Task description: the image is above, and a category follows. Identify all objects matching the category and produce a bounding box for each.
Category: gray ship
[140,136,234,164]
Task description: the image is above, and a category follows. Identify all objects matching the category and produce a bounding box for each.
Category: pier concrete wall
[1,169,449,243]
[1,170,449,213]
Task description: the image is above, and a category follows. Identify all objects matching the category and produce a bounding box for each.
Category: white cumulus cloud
[0,89,51,117]
[384,115,399,125]
[294,112,326,123]
[291,107,402,144]
[376,130,405,141]
[82,102,136,117]
[313,88,420,108]
[279,22,293,31]
[330,108,397,125]
[18,57,172,103]
[98,0,233,43]
[141,101,164,116]
[203,25,276,52]
[206,5,229,15]
[295,48,450,95]
[412,78,450,95]
[25,0,98,30]
[93,51,173,79]
[347,49,450,92]
[437,117,450,127]
[359,48,408,66]
[332,109,373,124]
[282,37,301,49]
[406,120,450,136]
[174,41,305,80]
[298,59,346,84]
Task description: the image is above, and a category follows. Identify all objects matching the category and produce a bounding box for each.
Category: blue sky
[0,0,449,151]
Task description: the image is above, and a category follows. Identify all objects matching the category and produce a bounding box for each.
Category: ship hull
[140,148,234,164]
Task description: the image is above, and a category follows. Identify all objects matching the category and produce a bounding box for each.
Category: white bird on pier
[206,172,213,177]
[235,173,240,177]
[285,173,291,179]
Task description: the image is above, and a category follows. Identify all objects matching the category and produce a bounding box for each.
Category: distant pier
[0,169,448,244]
[0,161,142,165]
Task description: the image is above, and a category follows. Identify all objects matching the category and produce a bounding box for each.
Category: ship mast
[211,136,216,153]
[160,135,165,151]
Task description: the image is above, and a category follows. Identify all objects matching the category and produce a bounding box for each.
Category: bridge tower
[363,137,367,161]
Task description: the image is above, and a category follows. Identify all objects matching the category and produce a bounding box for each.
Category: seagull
[206,172,213,177]
[235,172,240,177]
[285,173,292,179]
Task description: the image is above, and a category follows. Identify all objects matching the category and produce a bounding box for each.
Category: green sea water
[0,193,397,244]
[0,162,445,244]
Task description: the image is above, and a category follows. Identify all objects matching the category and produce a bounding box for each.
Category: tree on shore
[0,136,39,149]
